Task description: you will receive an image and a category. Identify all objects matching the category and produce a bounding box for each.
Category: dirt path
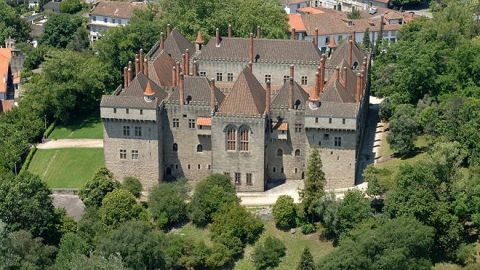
[37,139,103,149]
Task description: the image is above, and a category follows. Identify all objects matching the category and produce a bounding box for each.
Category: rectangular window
[199,71,206,76]
[246,173,252,186]
[324,134,330,140]
[240,129,249,151]
[188,119,195,129]
[172,118,179,128]
[123,126,130,136]
[126,108,129,114]
[112,18,116,24]
[334,137,342,147]
[227,73,233,82]
[104,17,107,23]
[119,149,126,159]
[301,76,308,85]
[342,118,346,124]
[235,172,241,185]
[295,123,302,133]
[134,126,142,137]
[227,128,236,151]
[265,74,271,83]
[140,109,143,115]
[315,117,318,123]
[131,150,138,160]
[216,72,223,82]
[283,75,289,83]
[113,108,117,113]
[329,118,332,124]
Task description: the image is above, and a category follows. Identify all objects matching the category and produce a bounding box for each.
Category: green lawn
[27,148,105,188]
[49,117,103,139]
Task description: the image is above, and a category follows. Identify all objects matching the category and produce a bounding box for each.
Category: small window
[113,108,117,113]
[342,118,346,124]
[112,18,116,24]
[119,149,126,159]
[92,16,96,21]
[173,143,178,152]
[208,164,211,170]
[216,72,223,82]
[324,133,330,140]
[283,75,289,83]
[246,173,252,185]
[131,150,138,160]
[295,123,302,133]
[227,127,236,151]
[188,119,195,129]
[295,168,298,174]
[235,172,241,185]
[295,149,301,156]
[240,129,249,152]
[140,109,143,115]
[315,117,318,123]
[329,118,332,124]
[123,126,130,136]
[199,71,206,76]
[277,148,283,156]
[265,74,271,83]
[301,76,308,85]
[281,167,284,173]
[198,164,201,169]
[173,118,179,128]
[134,126,142,137]
[273,167,276,173]
[188,164,191,170]
[227,73,233,82]
[104,17,107,23]
[126,108,129,114]
[334,137,342,147]
[197,144,203,152]
[224,172,230,177]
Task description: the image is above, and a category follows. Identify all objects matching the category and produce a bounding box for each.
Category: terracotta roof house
[0,48,14,101]
[100,27,371,192]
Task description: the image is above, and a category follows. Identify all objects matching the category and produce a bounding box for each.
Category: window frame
[131,150,139,160]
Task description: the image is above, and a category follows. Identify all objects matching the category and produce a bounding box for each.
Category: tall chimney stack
[249,33,254,64]
[175,61,180,84]
[356,73,362,103]
[334,66,340,81]
[314,28,319,48]
[135,54,140,74]
[216,28,220,47]
[265,80,271,114]
[181,53,186,76]
[139,49,144,73]
[127,61,133,84]
[143,59,148,77]
[160,32,165,50]
[291,28,296,40]
[192,60,198,76]
[123,67,128,88]
[289,65,294,81]
[342,66,347,87]
[228,24,232,38]
[172,66,177,87]
[320,55,326,92]
[210,78,216,112]
[348,40,353,68]
[310,72,320,102]
[256,26,261,39]
[179,73,185,110]
[288,78,294,109]
[352,31,356,43]
[185,49,190,75]
[248,61,253,71]
[167,24,171,35]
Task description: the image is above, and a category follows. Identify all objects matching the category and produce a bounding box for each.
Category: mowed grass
[28,148,105,188]
[49,117,103,139]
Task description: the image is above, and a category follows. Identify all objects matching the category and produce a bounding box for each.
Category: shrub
[148,180,189,230]
[272,195,297,230]
[122,177,142,198]
[79,167,119,208]
[99,189,148,227]
[252,236,286,270]
[301,223,316,235]
[19,145,36,175]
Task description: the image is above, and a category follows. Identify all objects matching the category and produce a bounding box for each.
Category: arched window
[173,143,178,152]
[295,149,301,156]
[240,128,249,151]
[277,148,283,156]
[197,144,203,152]
[226,127,236,151]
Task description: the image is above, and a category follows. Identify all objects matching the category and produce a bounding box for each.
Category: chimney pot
[265,80,271,114]
[256,26,261,39]
[348,40,353,68]
[288,77,294,109]
[249,33,254,65]
[352,31,356,43]
[172,66,177,87]
[185,49,190,75]
[192,60,198,76]
[123,67,128,88]
[167,24,171,35]
[210,78,216,112]
[127,61,133,85]
[143,59,148,77]
[356,73,362,103]
[228,24,232,38]
[216,28,220,47]
[179,72,185,109]
[139,49,144,72]
[160,32,165,50]
[320,56,326,92]
[309,71,320,102]
[314,28,319,47]
[135,55,140,74]
[342,66,347,87]
[289,65,294,81]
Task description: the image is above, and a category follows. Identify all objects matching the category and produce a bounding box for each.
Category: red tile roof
[196,117,212,126]
[297,7,324,14]
[0,48,12,93]
[288,14,306,32]
[0,100,14,113]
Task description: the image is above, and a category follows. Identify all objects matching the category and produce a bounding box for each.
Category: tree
[0,228,56,269]
[347,7,361,19]
[55,208,77,235]
[190,174,239,226]
[76,207,106,247]
[364,165,388,197]
[148,180,189,230]
[300,147,326,221]
[0,172,60,244]
[210,203,263,246]
[55,233,89,269]
[387,104,418,156]
[41,13,82,48]
[99,189,148,227]
[272,195,297,230]
[297,247,315,270]
[0,0,30,43]
[252,236,286,270]
[79,167,119,208]
[122,176,143,198]
[60,0,82,14]
[362,28,371,50]
[67,27,90,52]
[336,190,372,239]
[97,220,166,270]
[318,216,435,270]
[65,254,128,270]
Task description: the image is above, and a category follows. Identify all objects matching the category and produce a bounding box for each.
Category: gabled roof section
[197,37,321,65]
[148,50,175,87]
[271,80,310,109]
[90,1,147,19]
[162,29,195,61]
[321,62,357,103]
[168,76,224,106]
[0,48,12,93]
[327,40,366,69]
[219,67,266,116]
[120,72,167,100]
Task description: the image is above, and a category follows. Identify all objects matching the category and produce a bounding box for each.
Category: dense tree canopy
[0,0,30,44]
[272,195,297,230]
[252,236,286,270]
[99,189,148,227]
[41,13,83,48]
[79,168,119,208]
[148,180,189,230]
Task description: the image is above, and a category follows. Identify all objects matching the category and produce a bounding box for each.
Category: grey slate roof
[120,72,167,100]
[101,95,159,109]
[305,101,358,118]
[148,50,175,87]
[150,29,195,62]
[168,76,224,106]
[327,40,366,69]
[197,37,322,65]
[271,80,310,110]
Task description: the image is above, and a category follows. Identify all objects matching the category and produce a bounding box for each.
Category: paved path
[37,139,103,149]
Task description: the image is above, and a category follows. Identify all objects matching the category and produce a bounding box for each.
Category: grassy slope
[49,117,103,139]
[28,148,105,188]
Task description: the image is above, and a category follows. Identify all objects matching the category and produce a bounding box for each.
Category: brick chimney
[123,67,128,88]
[352,31,356,43]
[289,64,294,81]
[342,66,347,88]
[135,54,140,74]
[228,24,232,38]
[256,26,261,39]
[185,49,190,75]
[249,32,254,65]
[215,28,220,47]
[127,61,133,84]
[320,55,326,92]
[288,77,294,109]
[167,24,172,35]
[175,61,181,83]
[348,40,353,68]
[139,49,144,73]
[265,79,271,114]
[143,59,148,77]
[172,66,177,87]
[291,28,296,40]
[314,28,318,47]
[160,32,165,50]
[356,73,362,103]
[334,66,340,81]
[248,61,253,71]
[309,72,320,102]
[192,60,198,76]
[210,78,216,112]
[179,73,185,110]
[196,31,203,50]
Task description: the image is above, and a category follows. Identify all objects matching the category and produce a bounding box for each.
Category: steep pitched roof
[271,80,310,109]
[168,76,224,106]
[90,1,147,19]
[288,14,306,31]
[120,72,167,100]
[197,37,322,65]
[327,40,366,69]
[219,67,266,116]
[161,29,195,61]
[321,61,357,103]
[0,49,12,93]
[148,50,175,87]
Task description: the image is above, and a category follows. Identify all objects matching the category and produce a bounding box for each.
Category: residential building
[88,1,147,43]
[100,28,370,192]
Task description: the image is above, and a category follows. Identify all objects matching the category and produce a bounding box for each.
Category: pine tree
[363,28,371,49]
[297,247,315,270]
[300,147,326,220]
